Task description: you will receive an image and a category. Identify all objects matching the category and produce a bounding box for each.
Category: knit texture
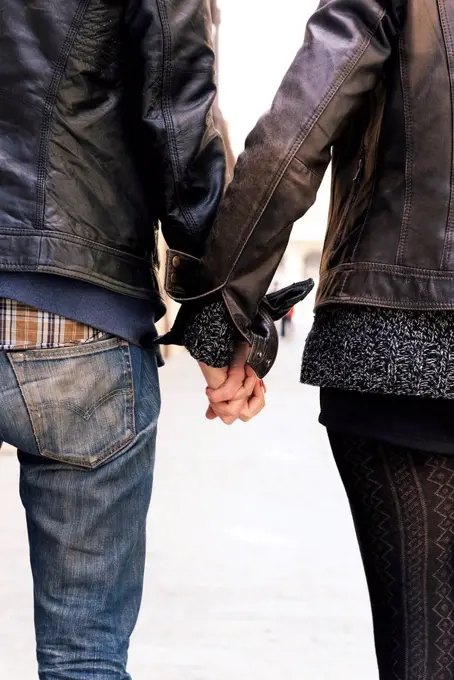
[301,306,454,399]
[184,300,237,367]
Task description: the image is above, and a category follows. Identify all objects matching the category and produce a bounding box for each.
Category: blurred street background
[0,1,380,678]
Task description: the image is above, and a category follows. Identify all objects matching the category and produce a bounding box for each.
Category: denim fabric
[0,338,160,679]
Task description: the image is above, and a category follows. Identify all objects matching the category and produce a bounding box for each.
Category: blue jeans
[0,337,160,679]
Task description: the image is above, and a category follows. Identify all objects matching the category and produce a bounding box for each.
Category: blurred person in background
[167,0,454,676]
[280,306,295,339]
[0,1,270,678]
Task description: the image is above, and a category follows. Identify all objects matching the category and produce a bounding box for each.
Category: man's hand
[198,344,266,425]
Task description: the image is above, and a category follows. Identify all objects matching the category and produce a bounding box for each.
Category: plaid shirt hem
[0,299,106,351]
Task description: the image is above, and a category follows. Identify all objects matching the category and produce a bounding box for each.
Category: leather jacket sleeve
[127,0,226,258]
[164,0,406,377]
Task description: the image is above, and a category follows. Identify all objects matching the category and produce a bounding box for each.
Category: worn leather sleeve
[164,0,406,375]
[127,0,226,258]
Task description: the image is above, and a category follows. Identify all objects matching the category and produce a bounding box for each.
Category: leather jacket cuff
[162,244,315,378]
[164,249,216,301]
[160,271,314,378]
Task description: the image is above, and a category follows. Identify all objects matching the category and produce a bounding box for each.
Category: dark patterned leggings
[329,432,454,680]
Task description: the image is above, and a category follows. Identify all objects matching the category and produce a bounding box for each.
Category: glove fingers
[264,279,314,321]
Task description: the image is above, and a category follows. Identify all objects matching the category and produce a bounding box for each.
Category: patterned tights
[329,432,454,680]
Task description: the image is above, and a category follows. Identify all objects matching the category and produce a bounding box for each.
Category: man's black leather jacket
[165,0,454,377]
[0,0,225,304]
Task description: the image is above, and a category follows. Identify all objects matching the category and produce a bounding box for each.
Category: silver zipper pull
[353,156,364,182]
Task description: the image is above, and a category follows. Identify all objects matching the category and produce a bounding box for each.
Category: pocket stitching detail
[7,355,42,456]
[31,387,132,421]
[8,342,136,469]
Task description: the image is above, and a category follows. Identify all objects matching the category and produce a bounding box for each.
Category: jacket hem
[317,263,454,310]
[0,231,157,300]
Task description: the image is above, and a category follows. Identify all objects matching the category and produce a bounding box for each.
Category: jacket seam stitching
[0,229,151,262]
[16,264,152,296]
[33,0,91,236]
[216,9,386,287]
[155,0,198,233]
[349,173,377,265]
[147,67,215,75]
[320,262,454,281]
[438,0,454,269]
[318,296,454,309]
[396,34,413,266]
[339,270,349,297]
[330,136,367,272]
[350,83,387,265]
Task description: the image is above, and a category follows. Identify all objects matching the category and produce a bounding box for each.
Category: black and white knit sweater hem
[301,306,454,399]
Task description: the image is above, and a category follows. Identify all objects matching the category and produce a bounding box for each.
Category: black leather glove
[243,279,314,377]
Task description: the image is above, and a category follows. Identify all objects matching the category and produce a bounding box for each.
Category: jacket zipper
[345,152,365,221]
[351,154,365,198]
[329,150,365,262]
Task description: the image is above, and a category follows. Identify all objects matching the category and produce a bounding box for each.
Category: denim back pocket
[8,338,135,469]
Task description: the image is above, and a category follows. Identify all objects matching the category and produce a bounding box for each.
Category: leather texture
[0,0,225,304]
[246,280,315,378]
[163,248,314,376]
[165,0,454,373]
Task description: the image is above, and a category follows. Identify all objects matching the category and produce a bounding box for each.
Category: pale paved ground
[0,307,378,679]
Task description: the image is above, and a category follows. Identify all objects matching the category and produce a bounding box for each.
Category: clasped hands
[198,343,266,425]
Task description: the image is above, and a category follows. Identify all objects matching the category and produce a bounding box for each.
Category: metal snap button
[170,273,177,284]
[172,255,180,268]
